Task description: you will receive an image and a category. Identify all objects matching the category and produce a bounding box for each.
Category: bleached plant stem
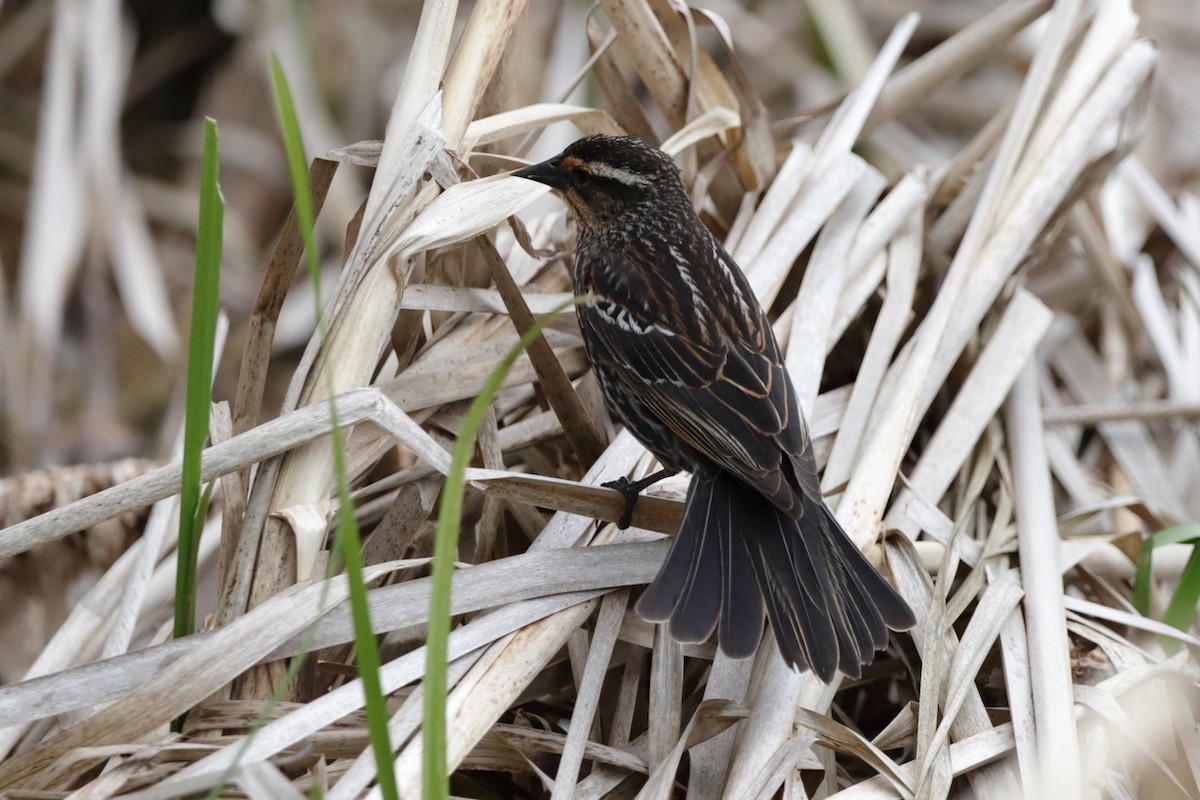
[1004,364,1081,796]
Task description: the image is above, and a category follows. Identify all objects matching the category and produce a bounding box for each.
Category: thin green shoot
[1133,522,1200,651]
[269,55,398,800]
[174,116,224,646]
[423,296,585,800]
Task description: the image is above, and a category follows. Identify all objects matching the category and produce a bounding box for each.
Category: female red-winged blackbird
[514,135,914,681]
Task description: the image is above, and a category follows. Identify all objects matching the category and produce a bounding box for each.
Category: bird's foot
[602,468,678,529]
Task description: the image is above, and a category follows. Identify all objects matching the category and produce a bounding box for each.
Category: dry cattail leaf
[1,0,1197,796]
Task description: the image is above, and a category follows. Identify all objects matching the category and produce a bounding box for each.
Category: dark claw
[603,476,639,529]
[602,468,679,530]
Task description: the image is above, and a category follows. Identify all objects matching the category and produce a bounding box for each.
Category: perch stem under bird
[514,135,914,681]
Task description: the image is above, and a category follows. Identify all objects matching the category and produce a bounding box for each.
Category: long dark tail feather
[636,474,726,644]
[744,504,839,679]
[818,502,916,633]
[716,483,764,658]
[636,471,915,681]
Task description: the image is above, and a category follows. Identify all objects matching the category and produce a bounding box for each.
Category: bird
[513,134,914,681]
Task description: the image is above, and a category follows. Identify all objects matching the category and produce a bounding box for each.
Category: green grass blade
[1132,522,1200,615]
[1132,522,1200,653]
[423,297,584,800]
[270,61,319,286]
[269,55,398,800]
[1162,543,1200,637]
[175,116,224,645]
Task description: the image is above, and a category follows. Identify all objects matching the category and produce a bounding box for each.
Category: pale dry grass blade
[830,724,1018,799]
[804,0,875,84]
[1066,202,1143,332]
[925,43,1157,408]
[1132,256,1198,400]
[135,593,602,800]
[687,652,755,798]
[598,0,686,128]
[237,760,306,800]
[584,15,652,143]
[400,285,575,315]
[921,575,1025,795]
[723,677,837,798]
[1064,596,1200,646]
[646,626,683,766]
[1005,366,1082,795]
[230,94,451,690]
[965,0,1084,244]
[4,0,1195,794]
[865,0,1054,133]
[108,184,179,360]
[384,434,653,793]
[0,538,143,761]
[741,734,819,799]
[284,97,446,414]
[361,1,456,236]
[910,14,1142,434]
[550,589,627,799]
[731,141,811,266]
[633,700,744,800]
[441,0,529,147]
[812,12,918,162]
[659,106,740,156]
[17,0,87,351]
[831,171,929,342]
[888,290,1054,538]
[390,178,550,263]
[864,35,1158,552]
[0,544,666,733]
[914,524,957,800]
[389,604,597,799]
[1048,325,1187,518]
[745,151,862,306]
[473,236,605,463]
[0,389,451,558]
[103,317,226,659]
[328,657,483,800]
[230,156,338,437]
[885,536,1023,798]
[464,103,624,149]
[823,210,920,492]
[997,576,1038,796]
[785,166,885,409]
[0,562,398,791]
[1121,157,1200,270]
[84,0,177,361]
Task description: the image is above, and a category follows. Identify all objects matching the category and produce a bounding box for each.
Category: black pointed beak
[513,158,568,191]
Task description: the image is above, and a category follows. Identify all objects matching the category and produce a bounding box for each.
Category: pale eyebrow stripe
[577,160,652,188]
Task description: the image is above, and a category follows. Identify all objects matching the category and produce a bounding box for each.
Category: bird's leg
[603,468,679,529]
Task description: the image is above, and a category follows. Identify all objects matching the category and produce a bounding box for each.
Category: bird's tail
[635,470,915,681]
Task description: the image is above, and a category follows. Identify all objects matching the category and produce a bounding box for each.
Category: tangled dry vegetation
[1,0,1199,797]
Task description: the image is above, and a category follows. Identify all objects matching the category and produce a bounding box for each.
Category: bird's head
[513,135,688,227]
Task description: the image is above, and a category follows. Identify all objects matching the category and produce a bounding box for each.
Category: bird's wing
[580,249,819,514]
